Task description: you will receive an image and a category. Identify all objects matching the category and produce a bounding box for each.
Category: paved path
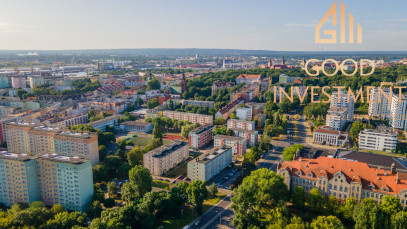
[188,196,234,229]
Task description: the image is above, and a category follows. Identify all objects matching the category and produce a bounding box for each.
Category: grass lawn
[152,180,170,190]
[157,193,226,229]
[131,136,171,146]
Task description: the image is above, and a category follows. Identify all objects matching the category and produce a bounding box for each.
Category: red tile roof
[279,156,407,195]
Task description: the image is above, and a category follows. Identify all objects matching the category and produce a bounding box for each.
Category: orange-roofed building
[236,74,261,85]
[278,156,407,206]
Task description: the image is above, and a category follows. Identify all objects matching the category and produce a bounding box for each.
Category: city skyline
[0,0,406,51]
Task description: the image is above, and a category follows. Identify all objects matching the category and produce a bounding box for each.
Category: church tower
[181,70,187,93]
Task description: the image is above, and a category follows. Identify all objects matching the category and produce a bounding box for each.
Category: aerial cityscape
[0,0,407,229]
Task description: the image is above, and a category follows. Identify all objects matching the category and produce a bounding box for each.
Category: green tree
[380,195,402,216]
[92,184,105,203]
[310,215,344,229]
[98,145,107,162]
[87,201,102,219]
[181,124,196,139]
[187,180,208,215]
[121,182,137,202]
[326,195,339,215]
[291,186,305,208]
[282,144,303,161]
[147,98,160,109]
[231,169,288,229]
[129,165,153,199]
[352,198,380,229]
[307,188,324,212]
[285,216,306,229]
[107,182,119,198]
[213,117,226,125]
[392,211,407,229]
[127,147,143,167]
[209,182,218,197]
[51,204,64,215]
[45,212,87,229]
[146,78,161,90]
[339,197,356,221]
[152,124,163,143]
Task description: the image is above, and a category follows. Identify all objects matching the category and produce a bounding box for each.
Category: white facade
[89,115,120,132]
[313,126,348,147]
[330,91,354,122]
[236,107,253,120]
[227,119,255,131]
[326,107,347,131]
[187,146,232,181]
[390,94,407,130]
[120,121,153,133]
[368,88,392,119]
[231,128,258,147]
[359,127,397,152]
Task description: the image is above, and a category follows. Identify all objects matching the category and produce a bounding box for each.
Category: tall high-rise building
[11,76,26,89]
[0,151,93,212]
[368,88,392,119]
[0,153,38,206]
[390,94,407,130]
[4,123,99,165]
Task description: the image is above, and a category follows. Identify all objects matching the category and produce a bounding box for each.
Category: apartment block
[359,126,397,152]
[313,126,348,147]
[167,99,215,108]
[330,91,354,122]
[44,113,89,129]
[278,156,407,206]
[215,97,244,119]
[4,123,99,165]
[326,107,348,131]
[162,110,213,125]
[36,155,94,212]
[187,146,232,181]
[368,88,392,119]
[227,119,255,131]
[230,128,258,147]
[390,94,407,130]
[88,115,121,132]
[236,74,261,85]
[214,135,246,156]
[212,80,235,95]
[188,125,215,149]
[90,101,127,114]
[143,141,189,176]
[0,151,93,212]
[120,121,153,133]
[0,152,38,207]
[0,117,17,144]
[236,106,253,120]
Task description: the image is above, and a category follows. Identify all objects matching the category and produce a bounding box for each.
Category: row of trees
[231,168,407,229]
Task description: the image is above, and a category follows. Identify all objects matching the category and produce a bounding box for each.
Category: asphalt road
[190,196,233,229]
[256,146,284,172]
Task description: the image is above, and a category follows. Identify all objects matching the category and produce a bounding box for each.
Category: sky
[0,0,406,51]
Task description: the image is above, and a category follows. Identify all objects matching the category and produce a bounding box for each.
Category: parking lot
[207,165,240,190]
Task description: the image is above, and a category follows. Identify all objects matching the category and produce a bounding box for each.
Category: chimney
[397,172,399,184]
[299,157,302,162]
[391,163,396,174]
[384,171,387,176]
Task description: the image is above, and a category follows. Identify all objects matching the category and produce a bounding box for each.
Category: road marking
[201,203,233,229]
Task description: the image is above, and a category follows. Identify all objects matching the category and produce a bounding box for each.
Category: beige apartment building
[4,122,99,165]
[162,110,213,125]
[143,140,189,176]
